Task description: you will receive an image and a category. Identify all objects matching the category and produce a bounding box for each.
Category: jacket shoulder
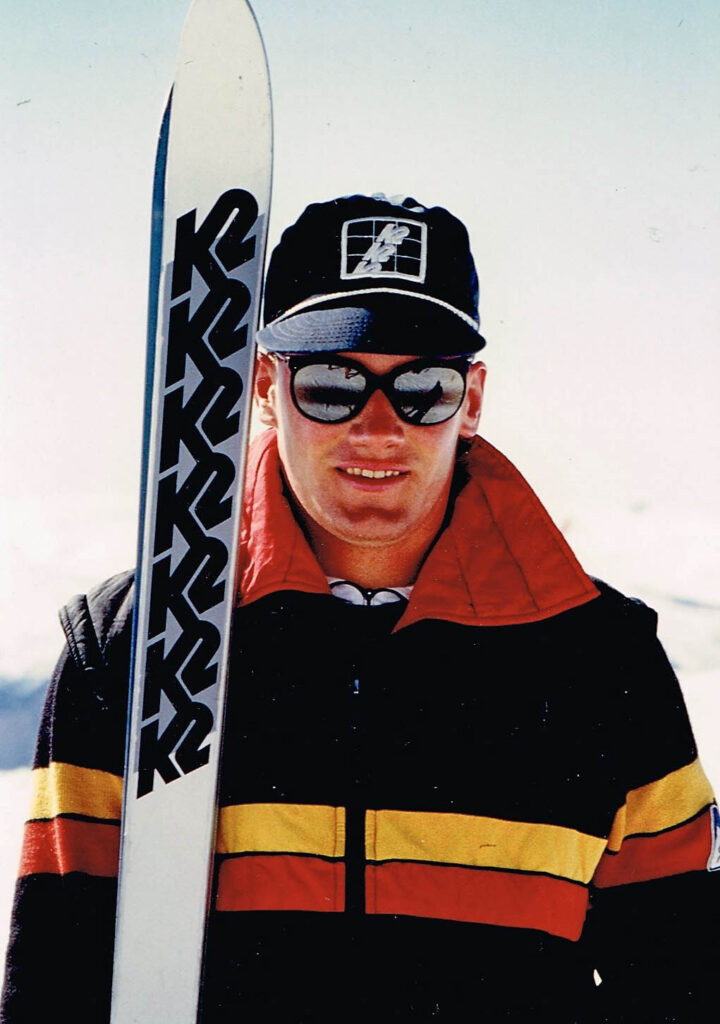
[587,576,658,631]
[59,570,135,672]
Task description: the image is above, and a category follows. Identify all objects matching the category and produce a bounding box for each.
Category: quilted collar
[237,430,598,628]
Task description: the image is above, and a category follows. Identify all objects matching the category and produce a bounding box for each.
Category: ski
[110,2,272,1021]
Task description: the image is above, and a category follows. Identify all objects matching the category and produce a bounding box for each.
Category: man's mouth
[339,467,405,479]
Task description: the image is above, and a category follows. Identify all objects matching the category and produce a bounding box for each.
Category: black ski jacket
[2,432,719,1022]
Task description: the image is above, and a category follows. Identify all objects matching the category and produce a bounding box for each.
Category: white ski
[110,2,272,1021]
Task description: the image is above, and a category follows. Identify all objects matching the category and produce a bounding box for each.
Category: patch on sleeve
[707,804,720,872]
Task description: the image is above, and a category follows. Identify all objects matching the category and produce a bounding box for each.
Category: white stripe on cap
[265,287,481,333]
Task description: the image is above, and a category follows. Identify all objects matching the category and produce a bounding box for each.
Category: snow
[0,493,137,683]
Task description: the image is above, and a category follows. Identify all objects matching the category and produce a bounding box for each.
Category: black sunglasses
[280,355,471,426]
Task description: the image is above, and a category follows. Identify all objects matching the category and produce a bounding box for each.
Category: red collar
[238,430,598,628]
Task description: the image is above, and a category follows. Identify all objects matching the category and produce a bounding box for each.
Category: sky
[1,0,719,682]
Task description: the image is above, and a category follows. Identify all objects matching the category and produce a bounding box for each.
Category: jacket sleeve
[583,597,720,1021]
[0,573,133,1024]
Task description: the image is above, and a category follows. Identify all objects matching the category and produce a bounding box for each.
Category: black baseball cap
[257,193,486,356]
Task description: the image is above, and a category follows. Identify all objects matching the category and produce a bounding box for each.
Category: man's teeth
[343,467,402,478]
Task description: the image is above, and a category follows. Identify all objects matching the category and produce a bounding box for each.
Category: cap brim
[257,294,485,356]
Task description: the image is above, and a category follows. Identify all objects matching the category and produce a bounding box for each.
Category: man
[2,194,718,1022]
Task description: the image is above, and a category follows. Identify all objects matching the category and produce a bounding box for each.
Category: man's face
[255,350,486,560]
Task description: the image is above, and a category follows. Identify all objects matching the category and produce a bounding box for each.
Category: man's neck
[307,535,423,589]
[297,495,450,589]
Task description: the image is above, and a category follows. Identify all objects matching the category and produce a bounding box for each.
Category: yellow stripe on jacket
[217,803,346,858]
[29,762,123,822]
[366,808,605,884]
[607,759,714,851]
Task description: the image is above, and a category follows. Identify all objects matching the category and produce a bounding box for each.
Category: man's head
[254,194,487,585]
[257,193,485,356]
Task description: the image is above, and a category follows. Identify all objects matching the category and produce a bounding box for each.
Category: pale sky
[1,0,719,679]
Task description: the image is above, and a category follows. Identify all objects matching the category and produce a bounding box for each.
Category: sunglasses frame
[280,354,471,426]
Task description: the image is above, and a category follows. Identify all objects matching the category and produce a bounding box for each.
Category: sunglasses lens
[393,365,466,424]
[292,363,367,422]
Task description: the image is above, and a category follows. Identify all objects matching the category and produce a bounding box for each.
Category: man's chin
[326,510,412,548]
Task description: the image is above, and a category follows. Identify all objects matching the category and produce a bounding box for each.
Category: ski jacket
[2,430,719,1022]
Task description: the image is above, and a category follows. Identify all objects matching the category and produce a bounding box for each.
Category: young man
[2,194,718,1022]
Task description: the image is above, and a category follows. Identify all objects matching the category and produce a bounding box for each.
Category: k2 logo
[137,188,259,798]
[341,216,427,283]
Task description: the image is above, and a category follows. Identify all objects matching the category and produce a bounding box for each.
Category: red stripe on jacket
[216,855,345,913]
[368,861,589,941]
[592,809,712,888]
[19,818,120,878]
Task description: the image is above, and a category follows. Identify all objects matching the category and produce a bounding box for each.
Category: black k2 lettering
[137,189,259,797]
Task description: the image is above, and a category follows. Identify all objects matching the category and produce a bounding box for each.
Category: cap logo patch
[341,217,427,283]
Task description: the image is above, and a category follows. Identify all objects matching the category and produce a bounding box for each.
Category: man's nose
[349,388,405,441]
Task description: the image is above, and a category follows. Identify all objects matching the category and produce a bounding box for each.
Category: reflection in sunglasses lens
[293,364,366,422]
[394,367,466,424]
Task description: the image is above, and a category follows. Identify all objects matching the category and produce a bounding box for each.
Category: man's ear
[459,361,486,439]
[254,351,278,428]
